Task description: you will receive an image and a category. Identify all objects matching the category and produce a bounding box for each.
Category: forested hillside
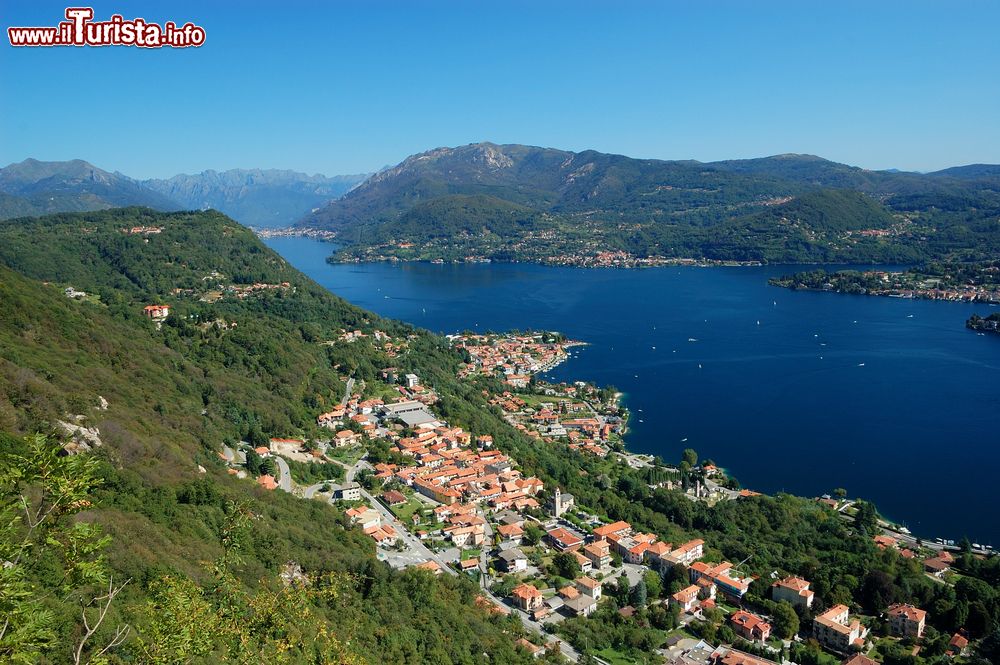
[0,208,545,664]
[304,143,1000,266]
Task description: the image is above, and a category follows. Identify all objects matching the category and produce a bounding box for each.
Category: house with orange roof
[947,632,969,656]
[515,637,543,658]
[511,583,544,612]
[841,656,879,665]
[730,610,771,643]
[345,505,381,531]
[709,646,779,665]
[497,522,524,545]
[559,585,580,600]
[546,527,583,552]
[874,534,899,549]
[575,576,602,599]
[143,304,170,319]
[593,520,632,541]
[256,474,278,491]
[813,604,867,654]
[689,561,751,602]
[671,584,701,613]
[584,540,612,570]
[887,603,927,638]
[772,576,815,609]
[414,560,442,575]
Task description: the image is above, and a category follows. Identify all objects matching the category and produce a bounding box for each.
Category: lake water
[265,236,1000,545]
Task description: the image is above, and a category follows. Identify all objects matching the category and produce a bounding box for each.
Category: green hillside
[0,208,544,664]
[305,143,1000,265]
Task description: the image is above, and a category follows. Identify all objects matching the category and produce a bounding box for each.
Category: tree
[855,500,878,535]
[131,501,362,664]
[682,448,698,467]
[834,487,847,500]
[552,552,582,581]
[523,523,544,546]
[0,435,129,664]
[630,579,648,608]
[643,569,662,601]
[772,601,800,639]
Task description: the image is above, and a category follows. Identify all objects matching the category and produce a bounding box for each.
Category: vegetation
[2,207,998,663]
[301,143,1000,265]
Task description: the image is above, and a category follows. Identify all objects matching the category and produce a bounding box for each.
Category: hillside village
[212,330,975,665]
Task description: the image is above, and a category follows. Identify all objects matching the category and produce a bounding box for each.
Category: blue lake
[265,236,1000,545]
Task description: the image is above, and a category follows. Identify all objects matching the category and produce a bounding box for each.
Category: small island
[967,312,1000,334]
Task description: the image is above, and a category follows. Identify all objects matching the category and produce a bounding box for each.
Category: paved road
[273,455,292,492]
[341,377,355,406]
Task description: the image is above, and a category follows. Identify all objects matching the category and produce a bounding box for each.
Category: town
[213,329,975,665]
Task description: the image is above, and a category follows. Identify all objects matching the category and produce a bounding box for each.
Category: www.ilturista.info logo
[8,7,205,48]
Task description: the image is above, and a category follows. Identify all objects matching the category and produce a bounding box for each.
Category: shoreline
[541,333,991,550]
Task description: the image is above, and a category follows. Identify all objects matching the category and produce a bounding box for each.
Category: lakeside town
[206,325,984,665]
[770,264,1000,305]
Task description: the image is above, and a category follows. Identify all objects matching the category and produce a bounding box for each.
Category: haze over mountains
[142,168,367,227]
[299,142,1000,264]
[0,159,367,227]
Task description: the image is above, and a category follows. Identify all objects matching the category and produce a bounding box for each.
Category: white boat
[858,363,865,367]
[688,338,697,342]
[681,437,688,442]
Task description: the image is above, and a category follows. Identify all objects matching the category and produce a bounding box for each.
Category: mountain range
[142,168,367,227]
[0,159,367,227]
[299,143,1000,265]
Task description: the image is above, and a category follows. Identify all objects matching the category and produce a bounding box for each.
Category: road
[341,377,355,406]
[273,454,292,492]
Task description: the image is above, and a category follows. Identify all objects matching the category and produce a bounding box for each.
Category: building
[404,373,420,388]
[332,482,361,501]
[511,583,543,612]
[923,554,952,577]
[709,646,779,665]
[497,548,528,573]
[583,540,612,570]
[563,593,597,617]
[772,576,815,609]
[515,638,544,659]
[664,539,705,567]
[813,605,867,654]
[593,520,631,541]
[947,633,969,657]
[887,604,927,639]
[671,585,701,613]
[547,486,575,518]
[689,561,751,602]
[345,505,381,531]
[143,304,170,319]
[497,522,524,545]
[256,474,278,491]
[575,576,602,599]
[414,560,442,575]
[730,611,772,643]
[546,527,583,551]
[841,656,879,665]
[380,489,407,506]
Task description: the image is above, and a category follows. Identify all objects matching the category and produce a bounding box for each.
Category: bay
[265,236,1000,545]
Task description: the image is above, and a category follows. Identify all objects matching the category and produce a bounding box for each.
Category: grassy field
[327,444,367,466]
[390,496,427,524]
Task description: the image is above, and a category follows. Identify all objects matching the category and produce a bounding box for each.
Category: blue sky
[2,0,998,178]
